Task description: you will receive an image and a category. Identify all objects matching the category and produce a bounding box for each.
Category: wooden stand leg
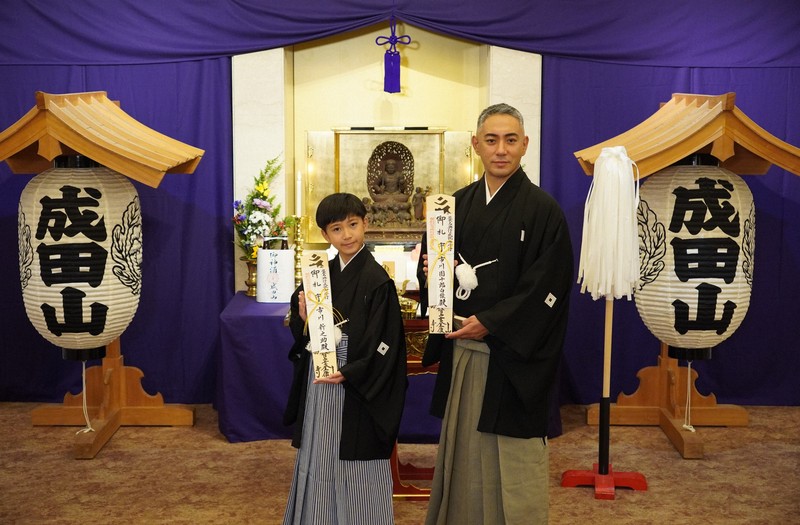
[31,339,195,459]
[391,441,433,501]
[586,342,748,459]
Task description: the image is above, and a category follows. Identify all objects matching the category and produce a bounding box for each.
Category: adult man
[419,103,574,524]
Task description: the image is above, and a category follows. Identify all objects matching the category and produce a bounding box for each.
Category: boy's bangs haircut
[316,193,367,230]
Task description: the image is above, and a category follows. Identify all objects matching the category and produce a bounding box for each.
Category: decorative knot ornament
[375,16,411,93]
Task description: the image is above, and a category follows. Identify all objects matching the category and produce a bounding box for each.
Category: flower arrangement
[232,156,294,259]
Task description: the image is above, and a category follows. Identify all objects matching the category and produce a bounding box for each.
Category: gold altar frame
[303,128,473,243]
[335,128,444,195]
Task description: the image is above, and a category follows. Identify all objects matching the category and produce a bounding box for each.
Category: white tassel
[577,146,640,301]
[455,263,478,299]
[455,253,498,300]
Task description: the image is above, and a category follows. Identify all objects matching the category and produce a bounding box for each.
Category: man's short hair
[476,103,524,131]
[315,192,367,230]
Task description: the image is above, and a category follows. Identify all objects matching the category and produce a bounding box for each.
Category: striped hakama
[283,333,395,525]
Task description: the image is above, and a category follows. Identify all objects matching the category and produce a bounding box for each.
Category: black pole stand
[561,299,648,499]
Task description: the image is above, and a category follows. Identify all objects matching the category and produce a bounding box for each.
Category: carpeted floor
[0,402,797,524]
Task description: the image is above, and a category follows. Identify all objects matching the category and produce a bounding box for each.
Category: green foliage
[232,155,295,258]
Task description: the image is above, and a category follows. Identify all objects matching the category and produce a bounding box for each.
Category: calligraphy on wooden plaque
[426,194,455,333]
[301,250,338,378]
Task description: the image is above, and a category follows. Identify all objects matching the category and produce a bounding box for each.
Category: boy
[282,192,407,524]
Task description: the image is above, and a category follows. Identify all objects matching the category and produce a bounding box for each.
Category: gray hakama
[283,333,395,525]
[425,339,549,525]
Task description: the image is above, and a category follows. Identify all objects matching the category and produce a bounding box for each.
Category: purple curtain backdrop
[0,1,798,408]
[2,1,798,67]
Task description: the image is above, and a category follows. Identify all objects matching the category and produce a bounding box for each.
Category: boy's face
[321,214,368,264]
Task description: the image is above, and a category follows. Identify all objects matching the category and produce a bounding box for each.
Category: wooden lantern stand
[31,338,195,459]
[570,91,800,458]
[586,341,748,458]
[0,91,204,460]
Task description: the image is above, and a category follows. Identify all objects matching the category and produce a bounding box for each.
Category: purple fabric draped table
[216,291,442,443]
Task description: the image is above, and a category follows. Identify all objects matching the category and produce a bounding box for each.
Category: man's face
[472,113,529,182]
[385,159,397,174]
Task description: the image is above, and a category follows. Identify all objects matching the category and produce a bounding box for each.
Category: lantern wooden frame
[31,340,194,458]
[1,91,204,458]
[576,92,800,459]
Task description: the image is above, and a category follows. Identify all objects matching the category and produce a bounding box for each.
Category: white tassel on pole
[576,145,641,478]
[577,146,640,301]
[562,143,648,495]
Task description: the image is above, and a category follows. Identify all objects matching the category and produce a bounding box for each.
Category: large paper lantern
[635,162,755,358]
[18,159,142,360]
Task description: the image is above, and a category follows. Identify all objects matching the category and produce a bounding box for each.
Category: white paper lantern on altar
[635,164,755,354]
[18,163,142,359]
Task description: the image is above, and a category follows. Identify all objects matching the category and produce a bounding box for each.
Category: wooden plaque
[426,194,455,333]
[301,250,338,378]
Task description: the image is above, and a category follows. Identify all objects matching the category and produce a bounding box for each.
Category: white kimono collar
[484,175,510,204]
[339,243,366,270]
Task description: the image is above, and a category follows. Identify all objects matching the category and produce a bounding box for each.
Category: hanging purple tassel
[384,51,401,93]
[376,17,411,94]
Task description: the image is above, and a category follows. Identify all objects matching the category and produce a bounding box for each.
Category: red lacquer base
[561,463,648,500]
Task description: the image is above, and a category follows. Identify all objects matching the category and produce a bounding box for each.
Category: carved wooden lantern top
[0,91,204,188]
[574,92,800,178]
